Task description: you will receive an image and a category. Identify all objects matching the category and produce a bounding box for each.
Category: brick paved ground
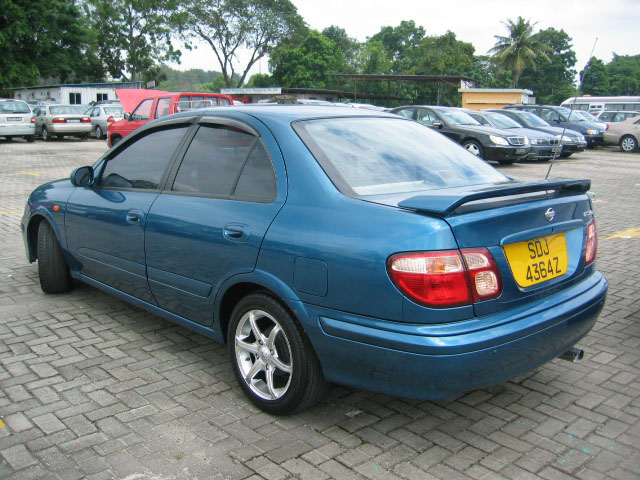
[0,138,638,480]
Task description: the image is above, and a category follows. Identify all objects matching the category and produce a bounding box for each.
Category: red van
[107,89,234,147]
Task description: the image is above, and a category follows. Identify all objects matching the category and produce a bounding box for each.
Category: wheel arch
[215,272,307,345]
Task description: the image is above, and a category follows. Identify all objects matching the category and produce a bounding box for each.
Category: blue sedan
[21,106,607,414]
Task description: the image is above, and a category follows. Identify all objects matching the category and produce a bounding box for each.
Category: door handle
[223,223,250,242]
[125,209,144,225]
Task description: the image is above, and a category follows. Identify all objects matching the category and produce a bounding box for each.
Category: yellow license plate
[503,233,568,287]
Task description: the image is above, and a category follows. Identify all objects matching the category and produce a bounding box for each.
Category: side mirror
[70,166,94,187]
[432,121,443,129]
[124,112,131,121]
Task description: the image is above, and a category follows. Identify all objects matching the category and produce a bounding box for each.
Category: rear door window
[172,124,275,202]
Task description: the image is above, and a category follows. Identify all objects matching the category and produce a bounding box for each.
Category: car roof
[209,105,398,123]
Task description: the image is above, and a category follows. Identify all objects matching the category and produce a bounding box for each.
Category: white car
[0,99,35,142]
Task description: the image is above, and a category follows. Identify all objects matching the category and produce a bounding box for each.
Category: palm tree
[489,17,550,88]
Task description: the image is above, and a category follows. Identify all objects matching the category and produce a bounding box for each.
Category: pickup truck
[107,89,234,147]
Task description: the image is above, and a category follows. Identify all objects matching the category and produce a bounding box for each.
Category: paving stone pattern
[0,138,639,479]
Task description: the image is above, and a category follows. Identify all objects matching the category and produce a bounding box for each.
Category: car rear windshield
[50,106,82,115]
[0,101,30,114]
[104,107,123,115]
[294,117,508,196]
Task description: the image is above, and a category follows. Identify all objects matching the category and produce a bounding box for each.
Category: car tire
[37,221,72,294]
[620,135,637,153]
[498,159,516,165]
[95,125,104,139]
[111,135,122,146]
[560,152,572,158]
[463,140,484,158]
[228,292,325,414]
[42,127,51,141]
[26,135,35,143]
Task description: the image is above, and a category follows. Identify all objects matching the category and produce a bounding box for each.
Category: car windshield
[555,106,584,121]
[104,107,124,115]
[486,112,521,129]
[50,106,83,115]
[294,117,508,196]
[434,109,480,126]
[518,111,551,127]
[576,111,601,122]
[0,101,30,114]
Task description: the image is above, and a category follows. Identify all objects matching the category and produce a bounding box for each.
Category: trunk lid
[364,179,594,316]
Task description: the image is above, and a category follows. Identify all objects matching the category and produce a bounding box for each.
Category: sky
[169,0,640,83]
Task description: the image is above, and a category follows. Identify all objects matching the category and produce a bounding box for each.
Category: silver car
[0,99,35,142]
[84,104,124,139]
[32,104,92,141]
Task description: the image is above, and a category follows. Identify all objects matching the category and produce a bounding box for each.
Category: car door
[144,117,284,326]
[64,122,192,303]
[121,98,155,138]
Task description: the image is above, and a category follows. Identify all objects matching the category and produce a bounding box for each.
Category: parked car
[596,110,640,123]
[489,109,587,158]
[22,106,607,413]
[504,104,605,147]
[32,104,92,141]
[466,110,560,161]
[0,99,35,142]
[603,116,640,152]
[85,104,124,139]
[108,89,234,147]
[390,105,529,164]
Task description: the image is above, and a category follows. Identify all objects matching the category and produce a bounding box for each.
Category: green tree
[369,20,425,73]
[358,41,392,74]
[519,28,577,104]
[580,57,610,96]
[86,0,180,81]
[467,57,512,89]
[269,30,341,88]
[607,54,640,95]
[175,0,305,87]
[322,25,360,71]
[489,16,550,88]
[0,0,103,91]
[245,73,277,88]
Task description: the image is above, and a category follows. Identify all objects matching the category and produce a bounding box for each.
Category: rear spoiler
[397,179,591,216]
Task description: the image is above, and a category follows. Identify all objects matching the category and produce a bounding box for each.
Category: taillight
[30,116,35,124]
[388,248,502,308]
[81,116,91,123]
[584,221,598,266]
[461,248,502,302]
[106,116,115,123]
[52,117,66,123]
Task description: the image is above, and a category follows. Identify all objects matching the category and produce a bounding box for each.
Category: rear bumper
[48,124,92,135]
[0,124,35,136]
[299,271,607,400]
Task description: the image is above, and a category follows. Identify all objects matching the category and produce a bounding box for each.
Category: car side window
[172,124,273,201]
[541,109,558,123]
[97,126,188,190]
[232,143,277,202]
[416,109,436,125]
[156,98,171,118]
[634,119,640,125]
[131,98,154,121]
[395,108,414,119]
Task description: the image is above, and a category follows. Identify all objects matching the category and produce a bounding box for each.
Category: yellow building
[458,88,534,110]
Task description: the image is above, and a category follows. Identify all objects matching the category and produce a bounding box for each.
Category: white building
[12,81,143,105]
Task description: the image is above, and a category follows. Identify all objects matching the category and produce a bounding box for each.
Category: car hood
[444,124,516,137]
[115,89,171,113]
[501,127,553,139]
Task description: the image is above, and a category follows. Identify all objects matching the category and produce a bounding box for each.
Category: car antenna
[545,37,598,179]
